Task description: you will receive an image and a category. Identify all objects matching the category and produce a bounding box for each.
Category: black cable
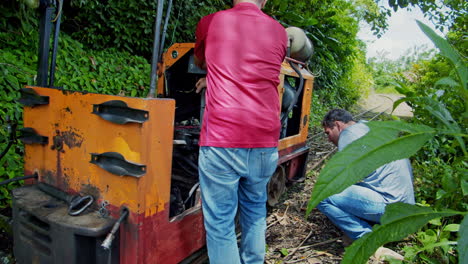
[0,140,14,162]
[281,61,304,125]
[0,121,17,162]
[102,208,129,250]
[0,174,38,186]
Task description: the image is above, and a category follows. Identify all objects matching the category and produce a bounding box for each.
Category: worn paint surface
[22,86,209,263]
[118,203,206,264]
[23,87,175,215]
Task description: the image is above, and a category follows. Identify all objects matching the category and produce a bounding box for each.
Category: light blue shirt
[338,121,415,204]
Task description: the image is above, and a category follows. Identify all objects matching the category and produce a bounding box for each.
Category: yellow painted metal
[164,43,194,70]
[23,87,175,216]
[278,62,314,150]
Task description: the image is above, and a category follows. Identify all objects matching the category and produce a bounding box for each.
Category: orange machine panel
[22,86,175,216]
[278,62,314,150]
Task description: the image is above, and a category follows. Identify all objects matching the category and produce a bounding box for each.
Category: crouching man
[318,109,415,258]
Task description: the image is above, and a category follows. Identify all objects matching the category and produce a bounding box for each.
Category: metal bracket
[19,88,50,107]
[92,100,149,125]
[187,55,207,74]
[18,128,49,145]
[90,152,146,178]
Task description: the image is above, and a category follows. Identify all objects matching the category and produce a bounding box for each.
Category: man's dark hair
[322,109,355,128]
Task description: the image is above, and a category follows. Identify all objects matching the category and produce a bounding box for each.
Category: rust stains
[61,129,84,148]
[64,107,72,114]
[81,184,101,200]
[42,170,56,186]
[60,89,88,95]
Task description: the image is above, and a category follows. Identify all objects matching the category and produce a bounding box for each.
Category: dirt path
[358,93,413,117]
[265,137,344,264]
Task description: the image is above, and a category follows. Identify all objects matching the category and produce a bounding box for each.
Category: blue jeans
[317,184,387,240]
[199,146,278,264]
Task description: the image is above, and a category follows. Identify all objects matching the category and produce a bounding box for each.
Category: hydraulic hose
[281,60,304,125]
[102,208,129,250]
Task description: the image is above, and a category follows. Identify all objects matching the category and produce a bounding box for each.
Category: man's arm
[194,55,206,70]
[194,14,215,70]
[194,16,207,70]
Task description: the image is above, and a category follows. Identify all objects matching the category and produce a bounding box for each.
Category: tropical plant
[306,21,467,263]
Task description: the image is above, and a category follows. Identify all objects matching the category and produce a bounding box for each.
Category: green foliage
[53,34,151,96]
[413,159,468,212]
[418,21,466,86]
[353,0,391,37]
[63,0,228,58]
[368,45,435,94]
[0,3,150,208]
[280,248,289,256]
[403,218,460,263]
[307,22,467,263]
[0,22,36,207]
[388,0,467,31]
[347,42,373,98]
[394,96,466,155]
[342,203,461,264]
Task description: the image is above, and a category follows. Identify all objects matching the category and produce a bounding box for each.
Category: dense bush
[0,1,150,207]
[64,0,228,58]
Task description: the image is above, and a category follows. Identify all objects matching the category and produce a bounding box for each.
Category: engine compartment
[163,49,305,217]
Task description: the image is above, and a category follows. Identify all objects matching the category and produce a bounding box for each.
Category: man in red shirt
[194,0,287,263]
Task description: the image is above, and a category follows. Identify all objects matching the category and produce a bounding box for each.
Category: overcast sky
[357,6,442,60]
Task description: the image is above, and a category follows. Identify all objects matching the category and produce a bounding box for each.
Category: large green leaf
[342,203,462,264]
[306,121,435,216]
[435,77,461,88]
[459,214,468,264]
[417,20,467,92]
[393,96,467,155]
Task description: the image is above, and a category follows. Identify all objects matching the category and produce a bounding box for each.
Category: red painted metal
[115,204,206,264]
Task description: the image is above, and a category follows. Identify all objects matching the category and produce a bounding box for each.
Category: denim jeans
[317,184,387,240]
[198,146,278,264]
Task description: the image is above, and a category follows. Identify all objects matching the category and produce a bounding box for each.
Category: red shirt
[195,3,287,148]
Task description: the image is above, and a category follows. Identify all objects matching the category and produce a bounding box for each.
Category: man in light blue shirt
[318,109,415,242]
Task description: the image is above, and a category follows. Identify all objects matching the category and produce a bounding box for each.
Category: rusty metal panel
[23,87,176,216]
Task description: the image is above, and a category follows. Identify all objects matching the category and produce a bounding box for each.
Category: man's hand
[196,77,207,93]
